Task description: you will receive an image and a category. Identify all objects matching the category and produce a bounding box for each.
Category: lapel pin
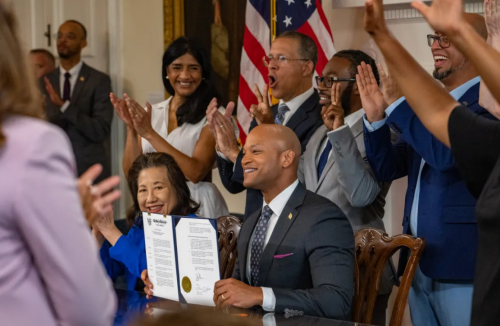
[462,101,468,106]
[288,213,292,220]
[80,76,85,82]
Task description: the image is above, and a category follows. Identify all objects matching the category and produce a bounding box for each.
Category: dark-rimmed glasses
[427,34,451,48]
[315,76,356,88]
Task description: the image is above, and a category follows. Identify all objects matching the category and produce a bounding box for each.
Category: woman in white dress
[111,37,231,219]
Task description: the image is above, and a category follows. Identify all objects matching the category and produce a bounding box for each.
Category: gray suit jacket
[232,183,354,320]
[298,118,396,295]
[39,63,113,182]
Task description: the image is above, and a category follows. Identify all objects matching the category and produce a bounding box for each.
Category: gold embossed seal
[182,276,192,293]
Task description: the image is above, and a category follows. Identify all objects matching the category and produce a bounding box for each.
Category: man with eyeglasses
[296,50,396,325]
[208,31,323,219]
[361,13,496,326]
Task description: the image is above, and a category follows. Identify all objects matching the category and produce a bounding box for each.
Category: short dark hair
[65,20,87,40]
[334,50,380,85]
[29,48,55,65]
[126,153,200,225]
[276,31,318,70]
[162,37,220,126]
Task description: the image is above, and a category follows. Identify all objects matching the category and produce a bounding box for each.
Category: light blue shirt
[363,76,480,235]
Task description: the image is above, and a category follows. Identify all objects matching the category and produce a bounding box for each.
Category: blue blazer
[217,90,323,218]
[363,83,495,280]
[100,214,197,291]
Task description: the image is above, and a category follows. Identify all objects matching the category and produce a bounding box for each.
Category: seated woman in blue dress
[92,152,199,290]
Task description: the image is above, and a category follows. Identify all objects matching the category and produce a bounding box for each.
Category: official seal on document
[182,276,192,293]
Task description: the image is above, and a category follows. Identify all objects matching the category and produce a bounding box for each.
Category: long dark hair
[126,153,200,226]
[162,37,220,127]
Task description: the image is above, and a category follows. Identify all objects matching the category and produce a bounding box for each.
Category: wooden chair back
[217,215,242,279]
[352,228,425,326]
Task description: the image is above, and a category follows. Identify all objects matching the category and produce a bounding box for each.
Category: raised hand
[44,77,64,107]
[110,93,133,127]
[213,106,240,163]
[485,0,500,37]
[250,84,274,125]
[357,62,386,123]
[77,164,121,225]
[124,94,155,138]
[206,98,235,139]
[411,0,465,36]
[321,83,345,131]
[378,63,401,106]
[364,0,389,36]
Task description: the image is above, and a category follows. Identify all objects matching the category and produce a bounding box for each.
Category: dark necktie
[275,103,289,125]
[250,205,273,286]
[63,72,71,101]
[317,138,332,180]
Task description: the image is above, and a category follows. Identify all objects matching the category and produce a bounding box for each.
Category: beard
[58,47,80,59]
[341,82,354,116]
[433,57,467,81]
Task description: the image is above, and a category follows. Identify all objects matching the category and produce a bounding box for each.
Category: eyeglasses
[315,76,356,88]
[427,34,451,48]
[262,55,309,67]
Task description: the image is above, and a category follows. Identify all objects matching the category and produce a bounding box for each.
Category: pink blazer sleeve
[13,127,116,326]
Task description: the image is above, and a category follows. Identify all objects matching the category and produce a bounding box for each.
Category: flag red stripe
[239,75,258,110]
[297,21,329,74]
[242,26,268,82]
[315,0,333,40]
[236,119,247,145]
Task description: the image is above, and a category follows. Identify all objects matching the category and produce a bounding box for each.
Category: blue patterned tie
[317,139,332,180]
[275,104,289,125]
[250,205,273,286]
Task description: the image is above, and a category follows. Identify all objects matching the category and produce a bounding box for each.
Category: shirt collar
[345,108,365,128]
[60,61,83,77]
[449,76,480,101]
[278,87,314,115]
[262,179,299,218]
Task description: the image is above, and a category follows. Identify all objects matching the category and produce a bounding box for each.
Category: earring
[166,75,169,79]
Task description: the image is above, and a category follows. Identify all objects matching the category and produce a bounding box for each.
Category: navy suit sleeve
[273,204,354,320]
[387,100,496,172]
[108,227,147,279]
[363,122,409,182]
[99,240,125,281]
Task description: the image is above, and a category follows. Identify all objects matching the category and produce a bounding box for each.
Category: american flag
[236,0,335,143]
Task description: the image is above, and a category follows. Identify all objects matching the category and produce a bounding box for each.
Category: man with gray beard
[361,13,497,326]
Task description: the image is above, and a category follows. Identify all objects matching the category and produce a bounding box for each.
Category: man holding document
[211,125,354,319]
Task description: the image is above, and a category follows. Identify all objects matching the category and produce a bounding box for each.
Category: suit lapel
[259,183,307,285]
[284,90,320,131]
[457,82,479,110]
[317,152,335,189]
[306,126,328,190]
[49,69,60,96]
[71,63,90,102]
[239,209,261,283]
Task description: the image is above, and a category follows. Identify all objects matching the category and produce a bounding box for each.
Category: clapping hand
[44,77,64,107]
[411,0,465,37]
[77,164,121,225]
[206,98,240,163]
[356,62,386,123]
[321,83,345,131]
[250,84,274,125]
[110,93,133,127]
[124,94,155,139]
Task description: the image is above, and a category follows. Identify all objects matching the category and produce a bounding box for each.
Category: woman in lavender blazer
[0,3,116,325]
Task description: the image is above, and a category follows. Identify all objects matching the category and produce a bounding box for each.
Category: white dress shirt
[278,87,314,125]
[316,108,366,164]
[59,61,83,113]
[246,179,299,311]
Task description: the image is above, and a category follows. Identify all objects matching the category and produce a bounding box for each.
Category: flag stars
[285,0,295,4]
[283,16,292,27]
[305,0,312,8]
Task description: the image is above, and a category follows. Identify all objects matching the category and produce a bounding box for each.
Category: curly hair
[334,50,380,85]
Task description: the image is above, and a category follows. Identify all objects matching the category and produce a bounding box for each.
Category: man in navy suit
[207,31,323,219]
[360,13,495,326]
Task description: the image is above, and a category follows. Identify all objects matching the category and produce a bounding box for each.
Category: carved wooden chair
[217,215,242,279]
[352,228,425,326]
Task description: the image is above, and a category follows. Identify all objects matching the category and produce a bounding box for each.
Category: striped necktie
[275,103,289,125]
[250,205,273,286]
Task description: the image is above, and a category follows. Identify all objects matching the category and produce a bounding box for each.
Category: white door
[11,0,109,73]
